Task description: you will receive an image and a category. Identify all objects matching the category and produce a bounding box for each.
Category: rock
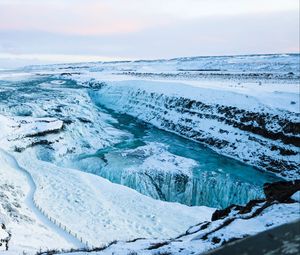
[263,180,300,203]
[212,236,221,244]
[206,220,300,255]
[211,204,243,221]
[239,199,265,214]
[60,72,72,76]
[212,180,300,222]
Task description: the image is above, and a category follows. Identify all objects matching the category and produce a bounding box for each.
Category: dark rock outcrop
[0,223,11,251]
[264,180,300,203]
[212,180,300,222]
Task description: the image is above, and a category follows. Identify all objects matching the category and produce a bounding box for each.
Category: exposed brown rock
[264,180,300,203]
[212,180,300,222]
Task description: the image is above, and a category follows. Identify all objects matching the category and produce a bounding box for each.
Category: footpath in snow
[0,148,85,249]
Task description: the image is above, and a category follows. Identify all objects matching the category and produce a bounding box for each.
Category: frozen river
[0,70,280,209]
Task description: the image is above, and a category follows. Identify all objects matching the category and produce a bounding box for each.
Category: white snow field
[0,54,299,254]
[0,149,83,254]
[63,203,300,255]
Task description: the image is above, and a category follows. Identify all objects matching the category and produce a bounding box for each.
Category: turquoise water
[77,102,281,209]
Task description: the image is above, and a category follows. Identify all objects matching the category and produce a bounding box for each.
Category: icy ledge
[89,80,300,180]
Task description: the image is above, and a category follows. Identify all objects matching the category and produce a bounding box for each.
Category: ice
[74,140,274,208]
[0,53,299,254]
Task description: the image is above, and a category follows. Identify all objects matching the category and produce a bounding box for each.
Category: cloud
[0,0,298,66]
[1,10,298,58]
[0,0,172,36]
[0,0,298,36]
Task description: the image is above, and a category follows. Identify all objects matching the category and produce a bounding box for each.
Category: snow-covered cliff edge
[90,79,299,180]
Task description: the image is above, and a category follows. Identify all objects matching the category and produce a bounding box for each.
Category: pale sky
[0,0,299,67]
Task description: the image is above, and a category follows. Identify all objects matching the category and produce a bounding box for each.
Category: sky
[0,0,299,67]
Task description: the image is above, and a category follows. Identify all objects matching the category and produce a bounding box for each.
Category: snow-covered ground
[0,147,78,254]
[0,53,299,254]
[60,203,300,255]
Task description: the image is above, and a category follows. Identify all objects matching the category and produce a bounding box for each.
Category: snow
[96,79,299,117]
[0,71,33,81]
[89,80,299,179]
[0,115,15,141]
[122,142,197,176]
[15,149,214,248]
[0,53,299,254]
[59,202,300,255]
[212,203,300,241]
[291,191,300,202]
[0,149,76,254]
[0,113,214,253]
[27,53,300,76]
[72,73,299,115]
[11,117,63,138]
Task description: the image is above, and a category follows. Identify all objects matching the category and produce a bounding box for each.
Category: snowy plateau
[0,54,299,255]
